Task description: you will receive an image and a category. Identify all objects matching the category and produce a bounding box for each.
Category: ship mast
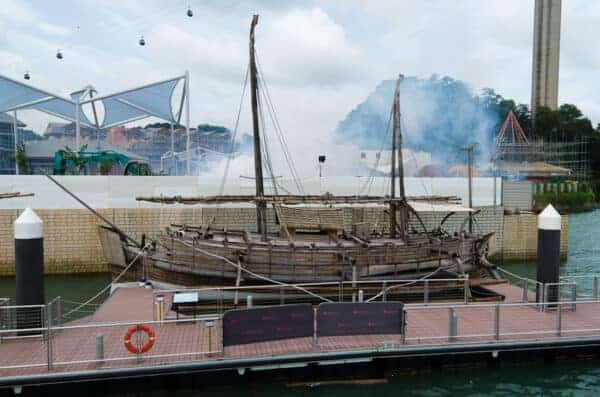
[390,74,407,240]
[249,15,268,240]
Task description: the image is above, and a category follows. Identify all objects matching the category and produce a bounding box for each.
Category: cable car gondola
[24,71,30,80]
[187,7,193,17]
[139,36,146,46]
[56,50,63,60]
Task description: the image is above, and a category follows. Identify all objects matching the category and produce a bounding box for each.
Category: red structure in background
[495,111,529,145]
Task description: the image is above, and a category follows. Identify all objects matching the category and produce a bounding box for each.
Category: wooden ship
[98,15,497,288]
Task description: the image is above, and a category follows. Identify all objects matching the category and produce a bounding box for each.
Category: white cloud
[259,8,366,86]
[1,0,599,168]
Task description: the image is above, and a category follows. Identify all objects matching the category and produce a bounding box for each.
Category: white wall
[0,175,502,209]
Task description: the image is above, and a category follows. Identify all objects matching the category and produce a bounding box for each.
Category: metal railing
[496,267,542,302]
[0,303,46,342]
[0,315,220,373]
[46,296,62,328]
[0,298,10,340]
[152,277,472,317]
[560,275,600,300]
[402,299,596,345]
[497,267,582,308]
[2,295,600,376]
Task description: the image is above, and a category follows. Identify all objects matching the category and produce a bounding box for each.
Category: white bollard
[536,204,561,303]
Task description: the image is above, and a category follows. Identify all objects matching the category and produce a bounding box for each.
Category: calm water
[502,209,600,280]
[139,361,600,396]
[1,210,600,395]
[0,273,111,304]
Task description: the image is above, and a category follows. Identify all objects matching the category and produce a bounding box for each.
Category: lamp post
[318,155,326,194]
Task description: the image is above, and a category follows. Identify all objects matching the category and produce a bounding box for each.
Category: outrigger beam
[135,194,462,205]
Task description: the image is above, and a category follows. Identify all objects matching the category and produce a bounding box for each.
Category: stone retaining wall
[502,213,569,261]
[0,206,568,275]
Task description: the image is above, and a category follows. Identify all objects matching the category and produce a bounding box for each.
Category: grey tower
[531,0,562,117]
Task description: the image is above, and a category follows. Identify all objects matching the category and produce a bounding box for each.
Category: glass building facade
[0,117,15,175]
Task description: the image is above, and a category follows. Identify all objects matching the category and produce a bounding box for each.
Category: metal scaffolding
[493,138,590,180]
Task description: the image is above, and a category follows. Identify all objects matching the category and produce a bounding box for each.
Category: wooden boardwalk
[1,282,600,380]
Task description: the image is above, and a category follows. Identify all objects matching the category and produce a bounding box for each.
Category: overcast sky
[0,1,598,156]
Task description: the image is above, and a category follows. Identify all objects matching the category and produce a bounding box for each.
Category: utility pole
[185,70,191,175]
[461,143,477,234]
[75,100,81,151]
[170,123,175,175]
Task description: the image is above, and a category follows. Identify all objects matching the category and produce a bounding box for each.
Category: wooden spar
[0,192,34,199]
[396,74,408,240]
[45,174,141,247]
[461,143,477,234]
[249,14,267,240]
[390,74,408,240]
[135,194,462,205]
[389,76,400,238]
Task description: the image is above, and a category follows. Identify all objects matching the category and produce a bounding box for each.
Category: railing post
[45,305,53,370]
[233,289,239,306]
[154,295,165,323]
[448,308,457,342]
[556,303,562,337]
[401,310,406,345]
[56,297,62,327]
[217,289,222,315]
[424,280,429,305]
[594,276,599,300]
[206,320,215,357]
[542,283,549,312]
[571,283,577,311]
[246,295,253,309]
[463,275,469,305]
[382,281,387,302]
[96,334,104,366]
[522,279,528,303]
[358,290,364,303]
[280,286,285,305]
[494,304,500,341]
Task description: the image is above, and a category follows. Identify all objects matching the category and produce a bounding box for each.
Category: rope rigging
[359,104,393,196]
[63,243,153,318]
[255,69,279,197]
[255,54,305,195]
[219,63,250,197]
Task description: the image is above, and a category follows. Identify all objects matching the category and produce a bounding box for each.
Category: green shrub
[588,178,600,200]
[534,190,596,209]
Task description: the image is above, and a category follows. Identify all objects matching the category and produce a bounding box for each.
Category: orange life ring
[124,324,156,354]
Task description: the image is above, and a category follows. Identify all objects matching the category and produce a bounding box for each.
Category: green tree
[144,122,184,129]
[99,158,115,175]
[57,144,89,175]
[15,145,29,175]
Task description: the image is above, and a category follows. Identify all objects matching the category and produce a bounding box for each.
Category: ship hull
[100,225,493,287]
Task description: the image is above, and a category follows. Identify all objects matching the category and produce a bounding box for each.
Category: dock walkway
[1,282,599,385]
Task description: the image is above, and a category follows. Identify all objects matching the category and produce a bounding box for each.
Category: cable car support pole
[185,70,191,175]
[13,110,18,175]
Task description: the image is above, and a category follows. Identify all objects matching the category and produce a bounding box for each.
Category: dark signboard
[222,303,314,346]
[316,302,404,337]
